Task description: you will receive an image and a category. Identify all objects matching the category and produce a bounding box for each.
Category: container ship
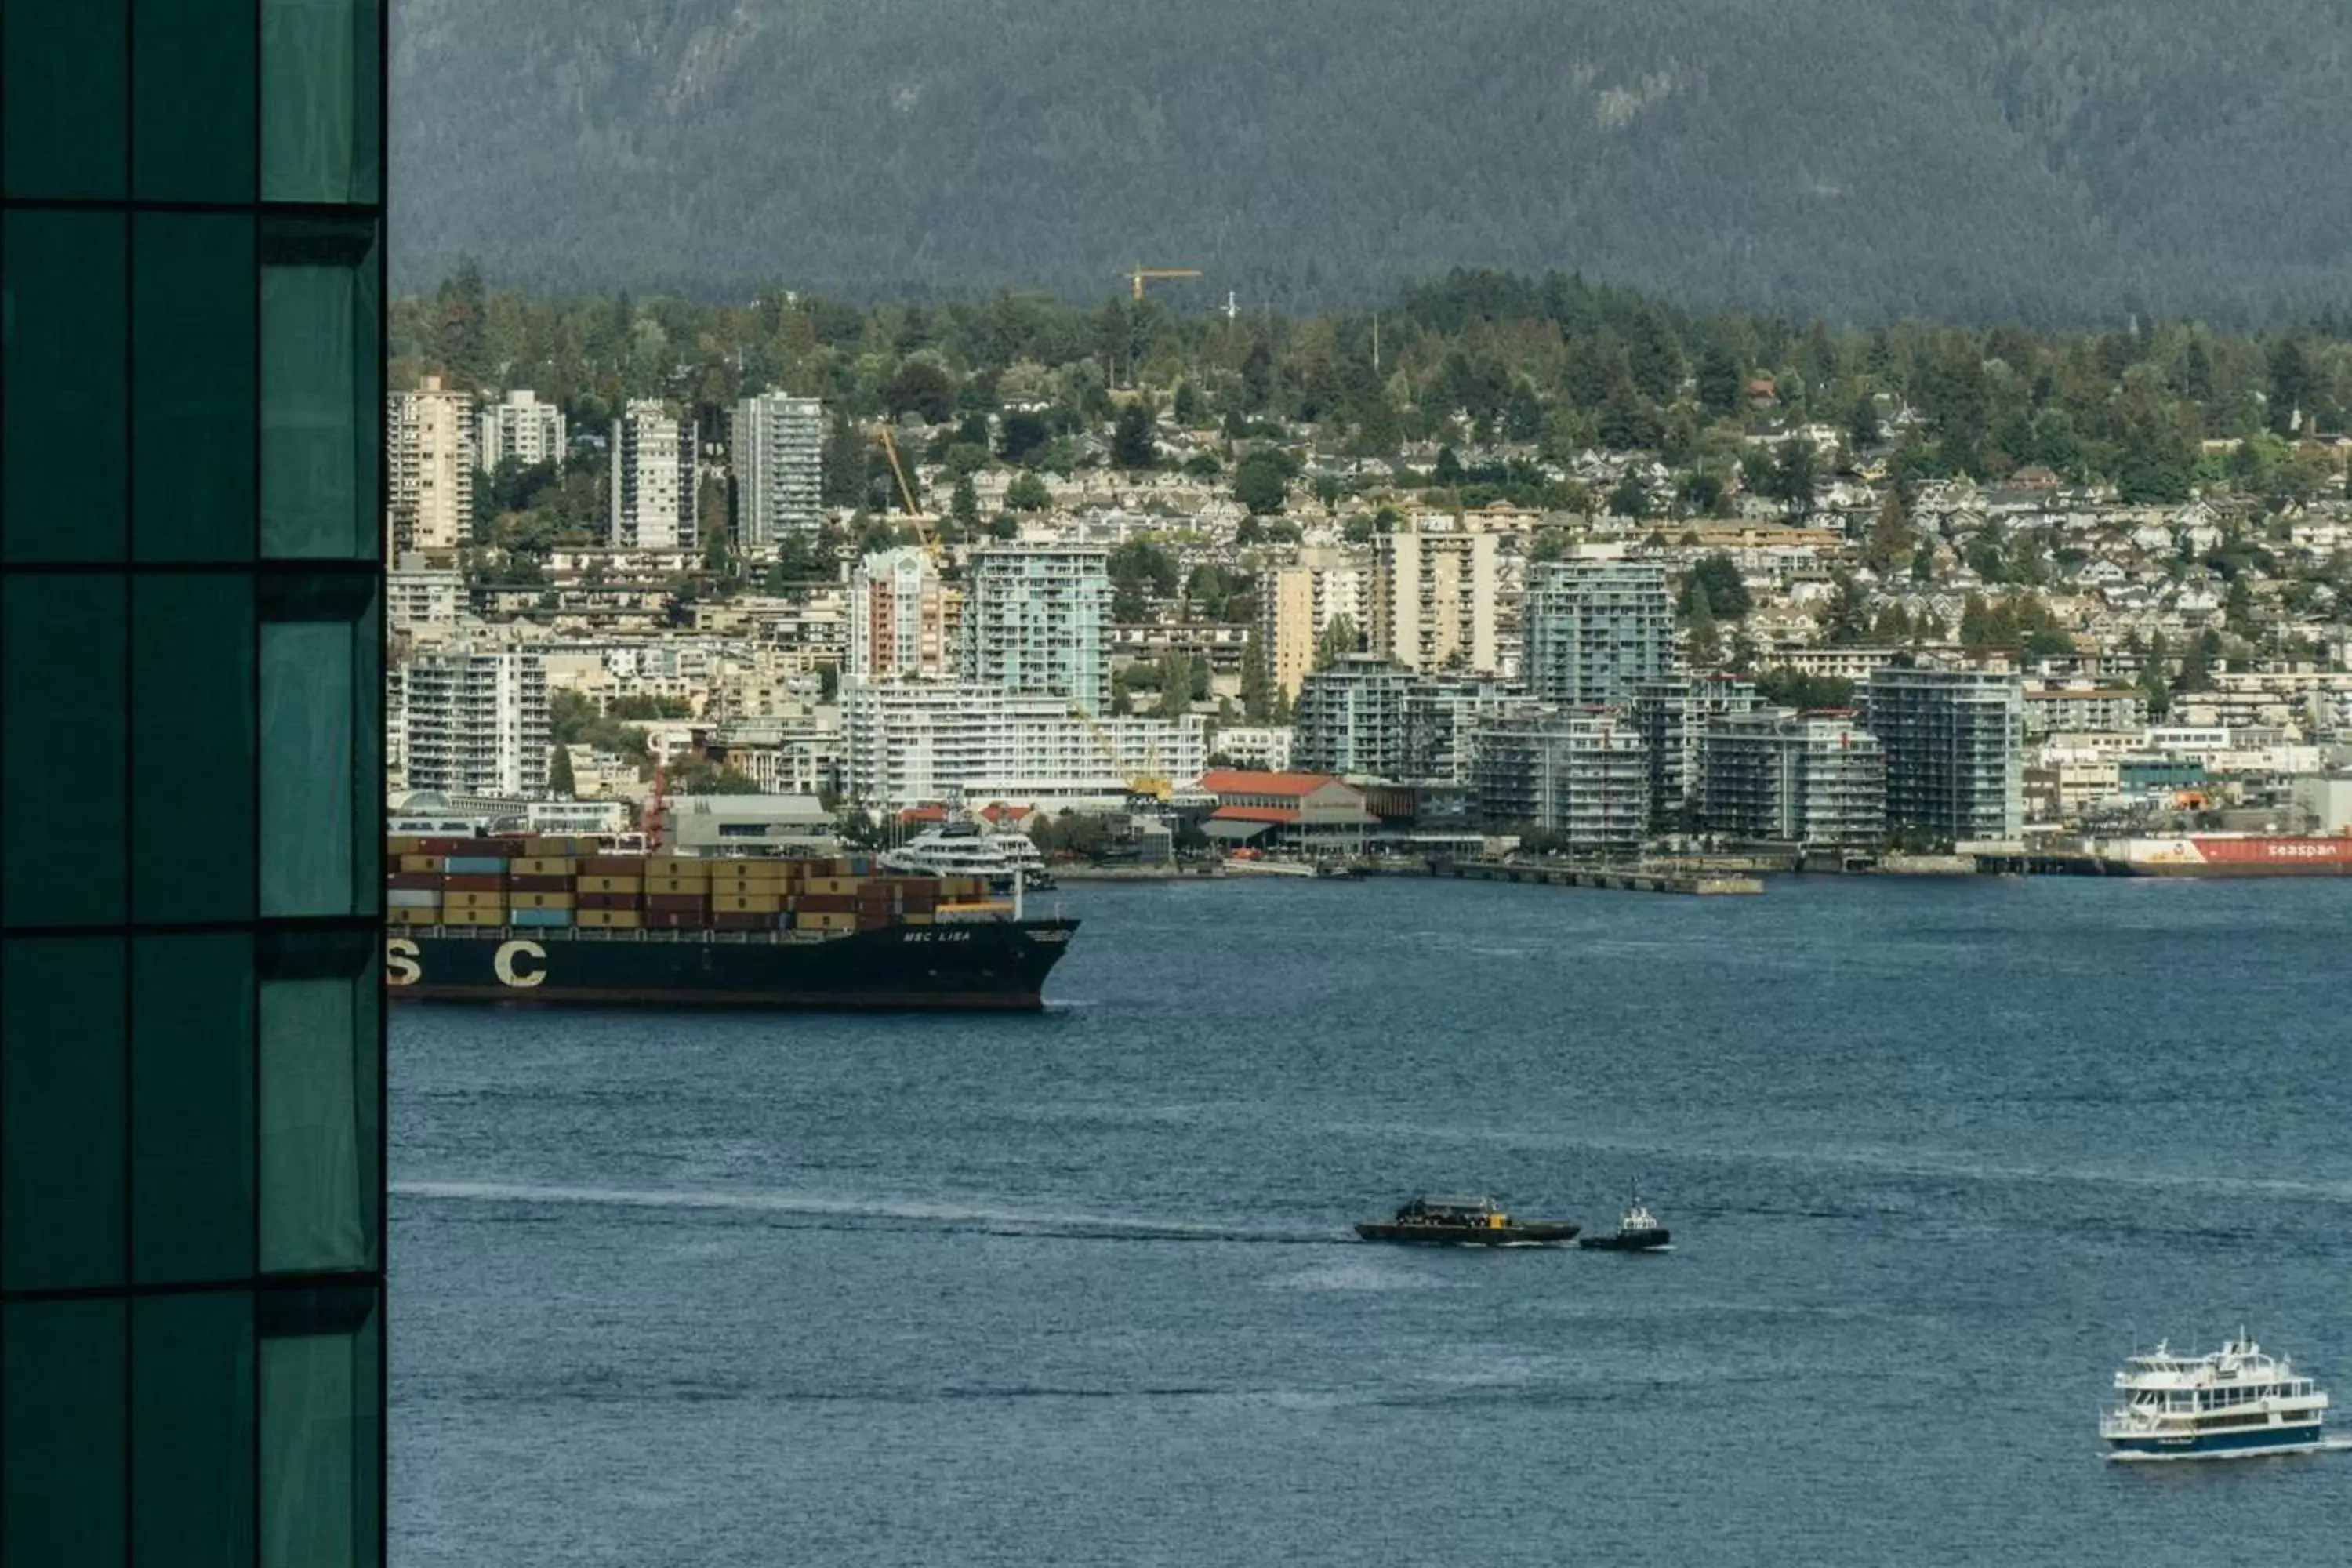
[385,836,1077,1010]
[2080,835,2352,877]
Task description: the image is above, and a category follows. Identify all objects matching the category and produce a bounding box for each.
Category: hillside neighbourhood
[387,284,2352,861]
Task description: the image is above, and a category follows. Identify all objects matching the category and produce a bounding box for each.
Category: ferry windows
[2,211,128,561]
[134,1292,257,1568]
[1,937,128,1291]
[2,1299,128,1566]
[135,214,258,563]
[260,220,379,562]
[2,575,129,926]
[133,935,257,1284]
[260,0,382,206]
[135,575,258,923]
[259,1285,380,1568]
[259,932,379,1275]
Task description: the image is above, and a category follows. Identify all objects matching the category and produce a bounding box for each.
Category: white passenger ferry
[2101,1332,2333,1461]
[880,820,1047,891]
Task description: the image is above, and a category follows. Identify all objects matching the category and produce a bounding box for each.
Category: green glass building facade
[2,1,387,1563]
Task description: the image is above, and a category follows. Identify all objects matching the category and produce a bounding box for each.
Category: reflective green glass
[261,223,380,561]
[1,0,126,198]
[2,211,128,561]
[260,970,375,1272]
[3,1300,128,1566]
[134,1292,257,1568]
[261,0,383,205]
[134,0,259,200]
[134,935,257,1284]
[136,213,257,562]
[260,1288,381,1568]
[2,575,128,927]
[1,938,128,1291]
[134,575,257,922]
[260,618,355,917]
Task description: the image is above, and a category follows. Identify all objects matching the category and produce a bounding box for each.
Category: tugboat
[1578,1185,1672,1252]
[1355,1193,1579,1247]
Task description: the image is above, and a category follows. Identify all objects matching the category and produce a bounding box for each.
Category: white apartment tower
[399,646,553,799]
[1370,516,1500,675]
[960,545,1112,716]
[848,547,953,682]
[609,399,698,549]
[477,388,568,473]
[732,392,826,546]
[387,374,474,557]
[1523,559,1679,709]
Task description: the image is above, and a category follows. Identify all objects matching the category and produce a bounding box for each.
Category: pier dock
[1429,859,1764,896]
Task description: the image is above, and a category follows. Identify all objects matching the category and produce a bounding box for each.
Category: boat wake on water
[391,1179,1343,1246]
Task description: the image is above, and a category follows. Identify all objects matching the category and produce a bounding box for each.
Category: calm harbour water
[392,875,2352,1566]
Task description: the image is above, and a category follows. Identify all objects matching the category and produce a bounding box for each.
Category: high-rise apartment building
[1523,559,1677,709]
[609,400,698,549]
[1261,546,1372,700]
[398,648,553,799]
[387,373,474,557]
[1864,666,2027,846]
[2,4,387,1560]
[960,545,1112,716]
[1294,655,1418,777]
[848,547,953,682]
[843,683,1204,809]
[1699,710,1886,846]
[477,388,568,473]
[1465,711,1650,848]
[1370,517,1499,674]
[732,392,826,546]
[1632,672,1759,823]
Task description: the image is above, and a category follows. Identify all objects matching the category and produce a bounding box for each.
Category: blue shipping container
[446,855,509,875]
[510,908,573,927]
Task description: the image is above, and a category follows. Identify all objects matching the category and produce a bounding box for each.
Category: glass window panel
[2,211,128,561]
[260,968,376,1273]
[3,1300,128,1566]
[2,575,129,926]
[1,938,128,1291]
[260,1288,381,1568]
[135,213,257,562]
[134,935,257,1284]
[134,0,258,201]
[260,618,355,916]
[261,0,382,205]
[1,0,125,198]
[134,1293,256,1568]
[261,223,379,561]
[134,575,257,922]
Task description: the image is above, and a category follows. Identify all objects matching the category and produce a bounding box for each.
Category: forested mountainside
[393,0,2352,322]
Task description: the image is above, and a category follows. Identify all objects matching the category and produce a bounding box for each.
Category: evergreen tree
[1112,401,1157,470]
[1685,583,1721,666]
[548,745,576,798]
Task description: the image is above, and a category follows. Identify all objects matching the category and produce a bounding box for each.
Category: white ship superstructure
[2101,1333,2331,1461]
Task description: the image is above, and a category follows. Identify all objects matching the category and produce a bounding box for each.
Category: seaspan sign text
[387,938,548,989]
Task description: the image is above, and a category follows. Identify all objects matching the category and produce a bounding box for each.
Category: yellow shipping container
[804,877,859,897]
[388,906,440,926]
[510,891,575,910]
[901,913,935,926]
[645,875,710,895]
[511,857,573,877]
[388,836,426,857]
[398,854,442,873]
[646,855,709,873]
[577,909,642,929]
[444,909,506,927]
[794,912,858,931]
[577,876,641,895]
[711,894,782,914]
[441,891,507,909]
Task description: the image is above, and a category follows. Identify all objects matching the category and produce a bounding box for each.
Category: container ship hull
[387,919,1078,1011]
[2085,837,2352,877]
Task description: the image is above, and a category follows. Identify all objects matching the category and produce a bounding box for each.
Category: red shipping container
[794,895,857,913]
[581,857,644,877]
[441,873,506,892]
[418,837,477,855]
[508,874,572,892]
[645,910,706,930]
[386,872,441,891]
[577,891,639,909]
[856,913,893,931]
[708,912,770,931]
[645,894,707,913]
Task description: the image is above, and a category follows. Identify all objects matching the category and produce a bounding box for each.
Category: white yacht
[880,820,1048,891]
[2101,1331,2333,1461]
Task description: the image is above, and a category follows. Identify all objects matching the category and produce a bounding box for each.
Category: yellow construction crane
[1073,705,1171,800]
[1126,265,1202,302]
[871,425,935,554]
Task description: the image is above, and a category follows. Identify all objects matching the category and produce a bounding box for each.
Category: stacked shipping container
[385,837,995,935]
